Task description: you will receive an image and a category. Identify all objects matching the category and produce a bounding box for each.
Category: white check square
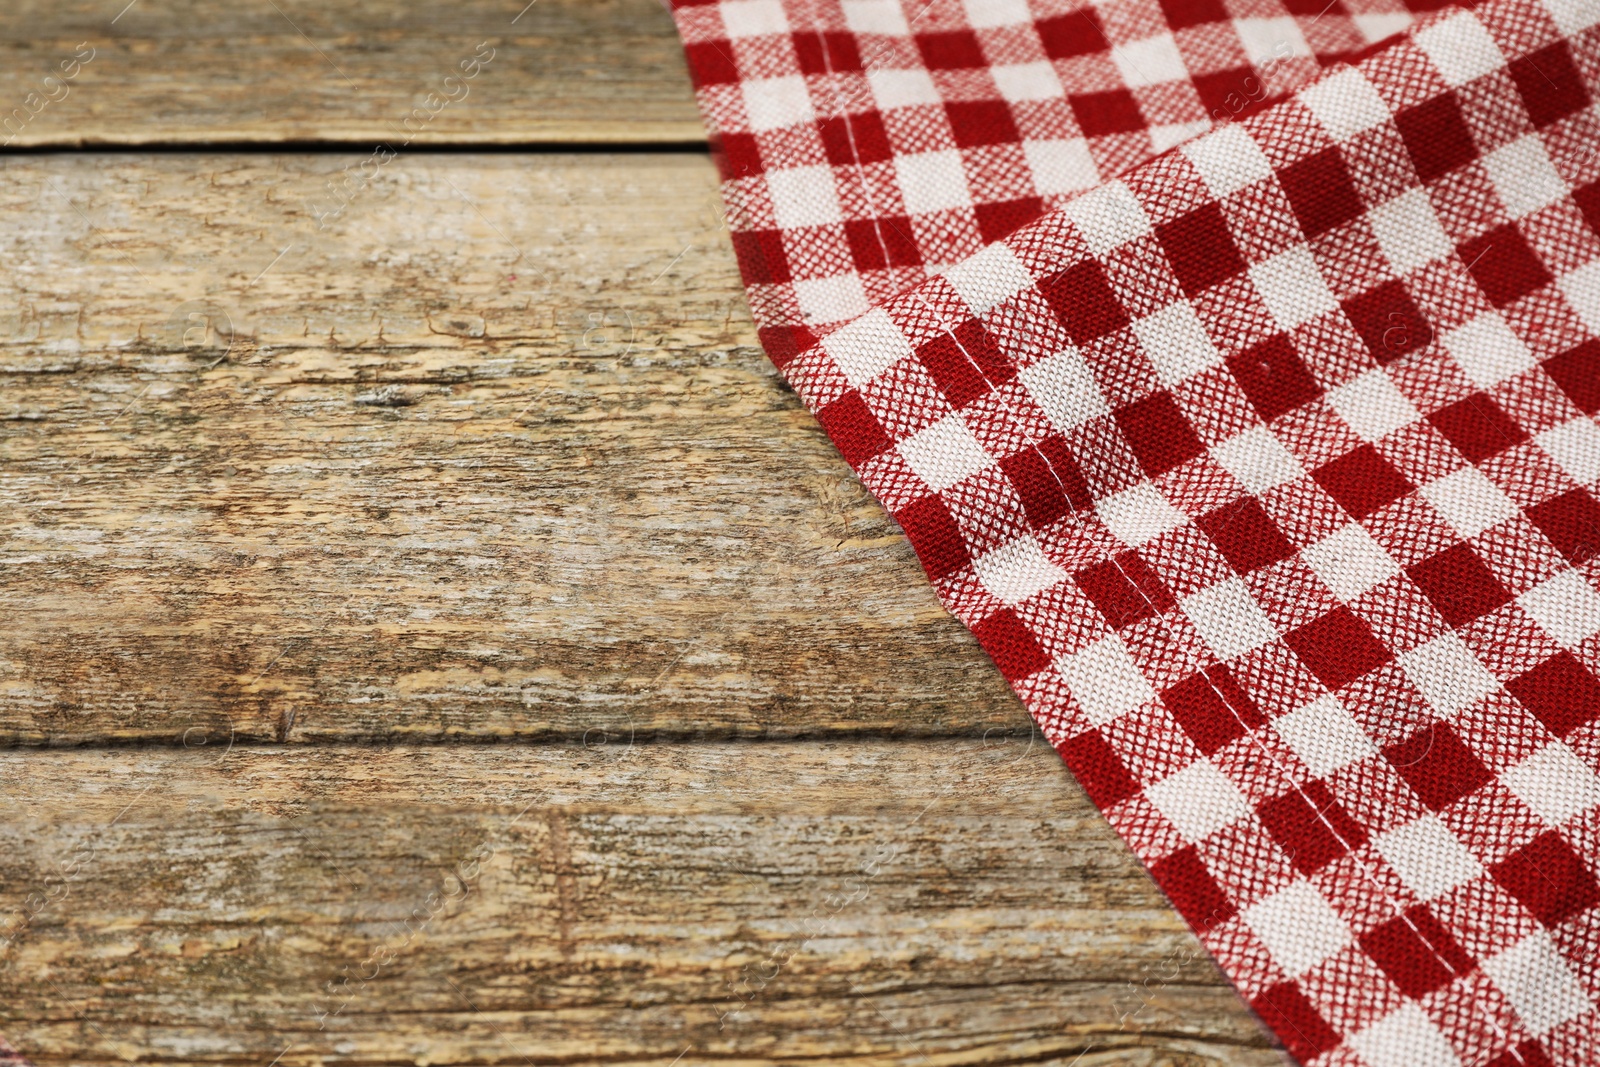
[1302,523,1400,602]
[1300,68,1392,140]
[744,75,817,132]
[1561,258,1600,334]
[1415,12,1506,87]
[1133,301,1222,386]
[1420,465,1519,539]
[1539,414,1600,484]
[1485,136,1567,219]
[1097,483,1188,547]
[1213,426,1305,494]
[1503,743,1600,826]
[1443,312,1536,390]
[899,414,992,492]
[1399,634,1499,718]
[1113,34,1188,88]
[1376,814,1485,899]
[720,0,789,38]
[794,273,869,324]
[1276,695,1377,776]
[1484,931,1594,1036]
[1020,347,1108,431]
[1235,17,1309,64]
[821,306,913,387]
[992,61,1064,103]
[1519,568,1600,648]
[961,0,1030,27]
[767,165,842,228]
[842,0,909,35]
[944,243,1034,315]
[1183,578,1279,660]
[896,150,972,215]
[1251,246,1339,330]
[1058,635,1156,726]
[1024,138,1099,196]
[1329,370,1421,442]
[1183,126,1274,198]
[1368,188,1453,276]
[1354,12,1412,44]
[1148,759,1250,841]
[1352,1004,1461,1067]
[1244,880,1352,977]
[1063,181,1152,256]
[1550,0,1600,32]
[868,67,940,110]
[974,536,1068,606]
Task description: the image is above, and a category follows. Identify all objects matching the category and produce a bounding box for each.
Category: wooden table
[0,3,1291,1063]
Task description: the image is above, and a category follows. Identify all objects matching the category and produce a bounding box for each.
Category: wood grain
[0,740,1287,1066]
[0,0,703,147]
[0,152,1022,745]
[0,6,1280,1061]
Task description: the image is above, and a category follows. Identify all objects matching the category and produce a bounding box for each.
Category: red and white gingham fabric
[672,0,1600,1063]
[674,0,1428,362]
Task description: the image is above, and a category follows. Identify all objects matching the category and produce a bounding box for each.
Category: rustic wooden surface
[0,152,1024,745]
[0,742,1287,1066]
[0,4,1288,1064]
[0,0,702,147]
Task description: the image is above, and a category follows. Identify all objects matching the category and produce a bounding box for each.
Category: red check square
[1525,488,1600,564]
[1252,983,1342,1063]
[1077,551,1177,629]
[1041,261,1131,345]
[1151,846,1236,932]
[1358,905,1476,998]
[1058,730,1140,807]
[1313,445,1414,520]
[1459,225,1554,309]
[1279,148,1364,238]
[896,495,971,582]
[1509,41,1590,128]
[1492,831,1600,927]
[1198,497,1298,574]
[1116,393,1207,477]
[1227,335,1323,421]
[1384,723,1493,811]
[1342,280,1430,365]
[1159,204,1247,298]
[1428,393,1529,462]
[1162,665,1267,755]
[1286,607,1394,690]
[1406,544,1512,628]
[1259,779,1370,874]
[1505,651,1600,738]
[1542,339,1600,414]
[1395,94,1479,183]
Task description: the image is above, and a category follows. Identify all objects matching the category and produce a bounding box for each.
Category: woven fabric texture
[671,0,1600,1063]
[674,0,1426,361]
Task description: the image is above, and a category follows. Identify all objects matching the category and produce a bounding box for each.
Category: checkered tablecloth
[670,0,1600,1062]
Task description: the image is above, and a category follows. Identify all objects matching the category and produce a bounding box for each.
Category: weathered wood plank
[0,0,703,147]
[0,152,1023,745]
[0,740,1286,1066]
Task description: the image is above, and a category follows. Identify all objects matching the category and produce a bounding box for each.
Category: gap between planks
[0,6,1292,1065]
